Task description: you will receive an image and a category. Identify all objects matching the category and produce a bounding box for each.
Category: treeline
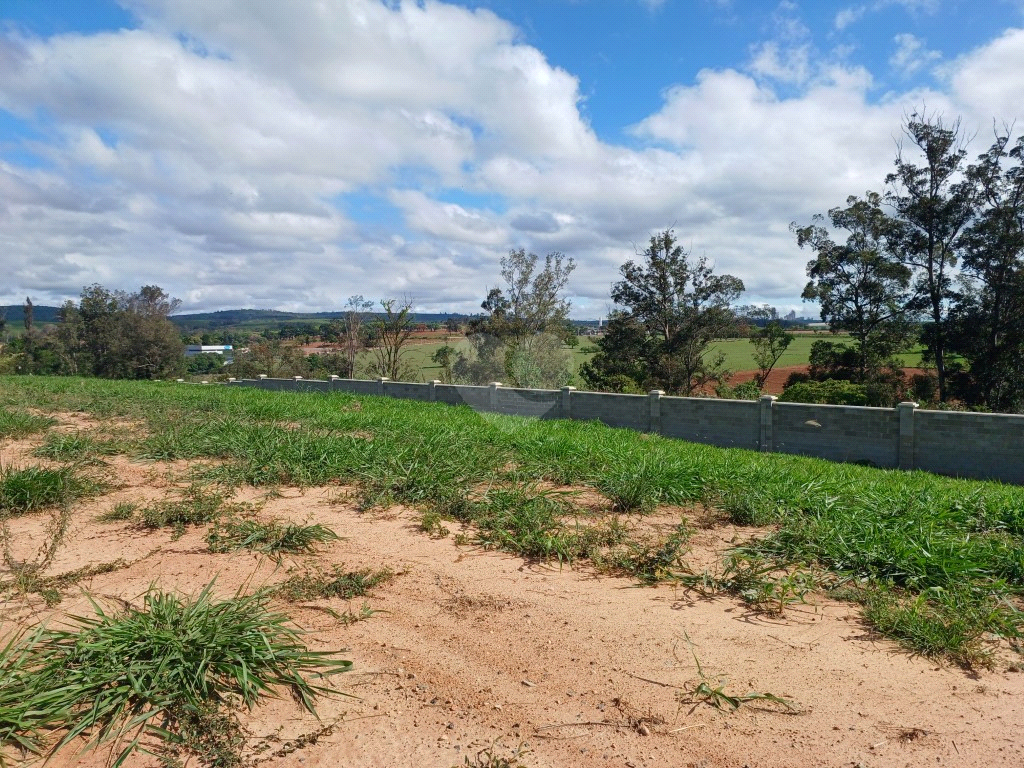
[791,113,1024,412]
[1,286,185,379]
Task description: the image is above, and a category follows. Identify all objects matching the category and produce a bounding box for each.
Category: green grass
[0,409,55,439]
[0,465,96,516]
[0,583,350,767]
[34,431,130,462]
[707,332,926,372]
[3,376,1024,665]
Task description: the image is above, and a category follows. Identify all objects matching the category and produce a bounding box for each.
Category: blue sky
[1,0,1023,316]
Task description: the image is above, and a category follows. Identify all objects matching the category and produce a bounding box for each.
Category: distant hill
[2,305,603,337]
[1,305,61,324]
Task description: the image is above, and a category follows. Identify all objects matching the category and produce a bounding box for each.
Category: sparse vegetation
[275,565,394,603]
[0,409,54,439]
[4,376,1024,665]
[207,519,339,559]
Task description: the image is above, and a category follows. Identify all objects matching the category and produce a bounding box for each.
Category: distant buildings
[185,345,234,363]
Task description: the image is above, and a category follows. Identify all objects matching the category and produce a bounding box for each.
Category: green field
[350,331,927,383]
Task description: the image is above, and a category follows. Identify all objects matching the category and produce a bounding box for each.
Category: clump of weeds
[206,519,339,560]
[0,583,351,767]
[275,565,395,603]
[0,464,98,517]
[137,484,250,539]
[861,582,1022,669]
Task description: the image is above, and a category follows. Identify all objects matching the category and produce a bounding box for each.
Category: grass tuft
[5,583,351,766]
[0,410,55,440]
[0,465,96,517]
[862,583,1022,669]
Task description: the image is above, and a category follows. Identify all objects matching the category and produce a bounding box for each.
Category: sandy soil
[3,418,1023,768]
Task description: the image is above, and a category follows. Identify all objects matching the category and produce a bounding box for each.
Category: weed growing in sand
[606,522,691,585]
[275,565,394,602]
[0,465,96,517]
[137,484,246,539]
[1,583,350,767]
[206,519,339,560]
[455,741,532,768]
[677,640,795,714]
[2,560,129,607]
[0,409,54,440]
[97,501,138,522]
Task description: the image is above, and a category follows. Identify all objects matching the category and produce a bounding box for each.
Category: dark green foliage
[583,230,744,395]
[779,379,868,405]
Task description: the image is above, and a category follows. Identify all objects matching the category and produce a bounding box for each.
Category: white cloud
[834,6,866,29]
[0,1,1022,317]
[889,32,942,77]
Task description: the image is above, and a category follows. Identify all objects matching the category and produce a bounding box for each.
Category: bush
[779,379,868,406]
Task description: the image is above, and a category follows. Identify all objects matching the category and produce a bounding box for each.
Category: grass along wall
[227,376,1024,485]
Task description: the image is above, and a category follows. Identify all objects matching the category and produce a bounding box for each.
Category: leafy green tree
[951,132,1024,411]
[457,249,577,387]
[741,305,795,389]
[42,285,184,379]
[885,113,975,402]
[583,230,744,395]
[794,193,914,383]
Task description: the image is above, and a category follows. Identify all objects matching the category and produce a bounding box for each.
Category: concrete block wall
[660,396,760,449]
[772,402,899,467]
[223,377,1024,485]
[492,387,561,418]
[570,391,649,431]
[913,410,1024,483]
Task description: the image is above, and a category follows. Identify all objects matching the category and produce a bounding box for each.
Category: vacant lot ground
[2,379,1022,768]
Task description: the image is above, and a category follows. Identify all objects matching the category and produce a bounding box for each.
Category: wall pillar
[488,381,502,410]
[429,379,442,403]
[561,386,576,420]
[759,395,777,452]
[648,389,665,434]
[377,377,390,396]
[898,401,918,470]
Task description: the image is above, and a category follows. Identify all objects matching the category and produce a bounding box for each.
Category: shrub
[779,379,868,406]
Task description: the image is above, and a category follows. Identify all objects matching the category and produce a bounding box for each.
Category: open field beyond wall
[2,376,1023,768]
[341,332,927,384]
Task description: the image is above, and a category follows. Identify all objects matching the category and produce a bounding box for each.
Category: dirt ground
[3,416,1023,768]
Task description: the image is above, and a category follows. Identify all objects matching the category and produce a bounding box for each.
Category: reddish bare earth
[728,366,932,396]
[3,416,1022,768]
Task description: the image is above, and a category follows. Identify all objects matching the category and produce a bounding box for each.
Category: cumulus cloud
[0,0,1022,317]
[889,33,942,77]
